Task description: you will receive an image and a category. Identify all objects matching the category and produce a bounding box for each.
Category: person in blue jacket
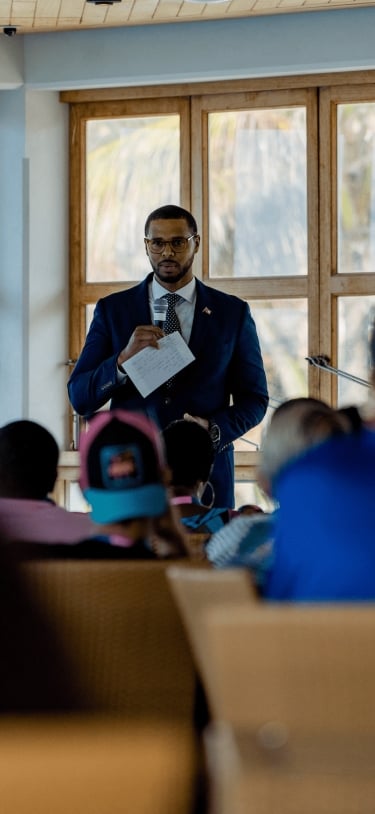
[264,324,375,601]
[207,396,350,591]
[263,425,375,601]
[68,204,268,507]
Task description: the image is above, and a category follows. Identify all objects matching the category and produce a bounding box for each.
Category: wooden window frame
[62,71,375,485]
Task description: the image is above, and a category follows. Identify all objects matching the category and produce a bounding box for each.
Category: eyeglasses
[145,235,197,254]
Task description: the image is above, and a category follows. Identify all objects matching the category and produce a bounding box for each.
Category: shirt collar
[152,275,196,303]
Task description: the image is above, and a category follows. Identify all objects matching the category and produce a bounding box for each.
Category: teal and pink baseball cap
[79,410,168,524]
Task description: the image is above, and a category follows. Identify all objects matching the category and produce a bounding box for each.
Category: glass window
[251,298,308,406]
[337,296,375,406]
[86,116,180,282]
[234,299,308,452]
[208,108,307,278]
[337,103,375,274]
[67,79,375,484]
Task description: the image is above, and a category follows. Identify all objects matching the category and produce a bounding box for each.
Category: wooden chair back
[20,559,197,718]
[203,604,375,814]
[166,565,257,698]
[204,717,375,814]
[203,602,375,731]
[0,718,196,814]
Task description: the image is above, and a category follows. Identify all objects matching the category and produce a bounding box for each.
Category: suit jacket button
[164,397,171,406]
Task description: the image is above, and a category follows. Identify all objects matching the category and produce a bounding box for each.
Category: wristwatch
[208,420,221,450]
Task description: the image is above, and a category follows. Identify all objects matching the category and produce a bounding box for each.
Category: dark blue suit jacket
[68,274,268,507]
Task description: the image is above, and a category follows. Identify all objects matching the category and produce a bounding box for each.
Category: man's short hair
[79,410,168,524]
[144,204,198,236]
[0,420,59,499]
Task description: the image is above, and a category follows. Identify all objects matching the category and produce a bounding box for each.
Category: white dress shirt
[117,276,197,382]
[151,277,196,343]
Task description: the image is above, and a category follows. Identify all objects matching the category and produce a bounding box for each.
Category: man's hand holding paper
[122,331,195,398]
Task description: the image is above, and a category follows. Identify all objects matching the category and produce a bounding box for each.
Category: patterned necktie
[164,293,182,389]
[164,293,182,335]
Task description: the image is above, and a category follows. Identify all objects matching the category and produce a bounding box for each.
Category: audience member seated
[162,419,237,538]
[78,410,187,558]
[237,503,264,516]
[206,397,350,592]
[0,419,97,544]
[263,328,375,600]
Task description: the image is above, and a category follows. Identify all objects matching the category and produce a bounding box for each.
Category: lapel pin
[202,307,212,315]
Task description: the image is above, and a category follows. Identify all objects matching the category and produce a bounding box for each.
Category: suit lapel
[188,280,215,357]
[126,274,153,327]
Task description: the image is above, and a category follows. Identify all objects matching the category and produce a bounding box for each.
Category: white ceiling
[1,0,375,36]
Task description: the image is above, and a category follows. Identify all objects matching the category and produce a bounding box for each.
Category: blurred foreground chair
[20,559,197,718]
[166,566,257,711]
[203,603,375,814]
[1,543,207,814]
[0,718,196,814]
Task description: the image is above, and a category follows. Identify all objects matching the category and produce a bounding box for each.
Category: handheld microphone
[153,299,168,329]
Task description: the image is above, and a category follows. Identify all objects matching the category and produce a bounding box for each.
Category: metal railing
[305,355,371,389]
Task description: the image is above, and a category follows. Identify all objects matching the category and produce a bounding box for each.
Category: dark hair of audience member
[0,420,58,499]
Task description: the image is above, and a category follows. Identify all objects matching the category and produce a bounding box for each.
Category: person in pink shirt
[0,419,97,544]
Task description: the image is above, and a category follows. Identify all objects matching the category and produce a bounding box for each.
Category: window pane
[338,103,375,273]
[234,299,308,451]
[66,482,90,513]
[337,296,375,406]
[86,117,180,283]
[208,108,307,278]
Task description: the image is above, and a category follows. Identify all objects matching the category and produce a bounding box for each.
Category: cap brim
[84,484,168,524]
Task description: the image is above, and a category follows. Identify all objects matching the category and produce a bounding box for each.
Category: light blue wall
[0,35,23,88]
[21,8,375,90]
[0,7,375,446]
[25,91,69,440]
[0,88,28,422]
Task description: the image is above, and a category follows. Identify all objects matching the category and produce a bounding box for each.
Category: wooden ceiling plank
[105,4,134,21]
[278,0,309,7]
[129,0,159,19]
[59,0,84,20]
[153,1,182,18]
[82,4,108,21]
[36,0,61,16]
[13,1,36,16]
[1,0,375,35]
[253,0,280,9]
[178,1,205,16]
[226,0,257,11]
[0,1,12,19]
[202,3,234,15]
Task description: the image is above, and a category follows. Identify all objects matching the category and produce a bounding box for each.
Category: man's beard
[153,261,192,285]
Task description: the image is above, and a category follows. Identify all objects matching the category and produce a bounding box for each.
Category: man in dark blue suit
[68,205,268,507]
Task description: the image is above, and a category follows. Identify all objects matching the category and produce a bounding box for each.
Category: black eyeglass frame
[144,234,197,254]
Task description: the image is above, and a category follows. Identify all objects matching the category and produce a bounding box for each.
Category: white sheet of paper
[123,331,195,398]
